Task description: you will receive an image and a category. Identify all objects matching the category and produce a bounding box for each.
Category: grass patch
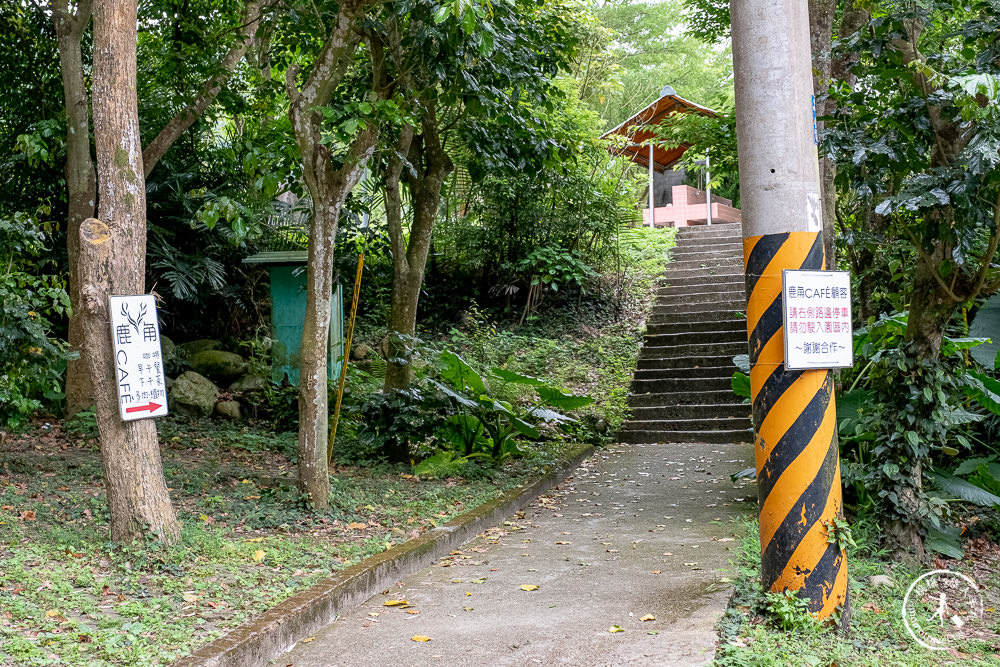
[715,519,1000,667]
[0,417,563,666]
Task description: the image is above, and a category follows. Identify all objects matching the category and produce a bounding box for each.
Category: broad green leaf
[509,416,540,439]
[926,524,964,560]
[526,406,573,423]
[537,386,594,410]
[439,350,487,395]
[941,337,990,356]
[491,367,547,387]
[836,389,871,436]
[963,370,1000,417]
[429,379,478,409]
[731,372,750,399]
[928,470,1000,508]
[969,293,1000,367]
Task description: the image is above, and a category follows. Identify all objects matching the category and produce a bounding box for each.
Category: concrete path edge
[172,443,596,667]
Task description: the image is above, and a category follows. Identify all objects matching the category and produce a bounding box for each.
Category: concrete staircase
[620,223,753,444]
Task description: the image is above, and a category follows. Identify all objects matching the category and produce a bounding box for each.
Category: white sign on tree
[782,270,854,370]
[109,295,169,421]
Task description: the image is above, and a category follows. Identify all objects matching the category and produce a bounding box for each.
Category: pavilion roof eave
[602,89,718,173]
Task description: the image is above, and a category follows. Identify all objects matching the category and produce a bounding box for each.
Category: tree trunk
[141,0,262,177]
[905,240,956,359]
[53,0,97,417]
[285,0,378,508]
[808,0,837,267]
[88,0,179,543]
[60,0,260,414]
[79,220,179,543]
[384,104,453,392]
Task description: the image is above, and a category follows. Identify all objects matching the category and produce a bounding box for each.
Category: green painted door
[269,265,344,385]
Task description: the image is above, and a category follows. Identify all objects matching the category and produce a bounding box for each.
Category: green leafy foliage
[839,312,990,538]
[352,379,454,464]
[0,210,70,429]
[763,590,822,633]
[517,246,597,294]
[969,293,1000,368]
[433,349,593,461]
[824,517,858,553]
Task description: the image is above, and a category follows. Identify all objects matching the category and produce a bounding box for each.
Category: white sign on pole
[109,295,169,421]
[782,270,854,370]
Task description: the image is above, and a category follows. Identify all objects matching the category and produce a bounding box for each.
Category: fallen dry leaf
[182,593,198,603]
[252,550,266,562]
[640,614,656,622]
[347,522,368,530]
[383,599,409,607]
[411,635,432,643]
[608,625,624,633]
[302,637,315,643]
[555,541,572,545]
[44,609,60,618]
[651,570,661,575]
[520,584,540,591]
[406,610,420,615]
[20,510,35,522]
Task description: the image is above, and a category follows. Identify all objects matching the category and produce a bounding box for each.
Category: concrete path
[281,441,754,667]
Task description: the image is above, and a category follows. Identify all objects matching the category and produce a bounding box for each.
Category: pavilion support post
[648,142,655,227]
[706,151,713,226]
[731,0,849,625]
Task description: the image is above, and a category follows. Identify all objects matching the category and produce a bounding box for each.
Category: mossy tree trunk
[285,0,381,509]
[383,102,453,393]
[85,0,179,543]
[52,0,97,417]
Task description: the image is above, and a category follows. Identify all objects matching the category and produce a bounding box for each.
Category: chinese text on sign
[109,295,169,421]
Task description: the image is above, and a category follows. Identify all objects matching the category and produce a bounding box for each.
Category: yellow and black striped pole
[731,0,849,623]
[743,232,847,620]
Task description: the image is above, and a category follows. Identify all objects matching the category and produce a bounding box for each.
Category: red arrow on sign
[125,402,162,414]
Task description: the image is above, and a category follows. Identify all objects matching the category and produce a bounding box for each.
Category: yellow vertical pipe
[328,253,365,465]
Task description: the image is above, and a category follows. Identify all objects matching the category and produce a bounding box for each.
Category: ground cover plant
[714,518,1000,667]
[0,222,677,666]
[0,417,568,666]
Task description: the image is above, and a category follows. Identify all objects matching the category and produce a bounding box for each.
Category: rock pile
[162,338,267,420]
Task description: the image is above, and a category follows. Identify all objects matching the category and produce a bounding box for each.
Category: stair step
[666,256,744,269]
[636,355,740,370]
[651,300,745,315]
[652,300,746,320]
[647,310,747,325]
[631,377,733,393]
[676,223,742,236]
[661,266,746,282]
[617,429,753,444]
[633,364,736,378]
[645,319,746,335]
[629,389,744,406]
[674,236,743,247]
[657,273,746,287]
[629,403,750,420]
[673,237,743,247]
[623,417,752,432]
[643,329,745,347]
[658,281,745,297]
[671,243,743,256]
[640,341,746,358]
